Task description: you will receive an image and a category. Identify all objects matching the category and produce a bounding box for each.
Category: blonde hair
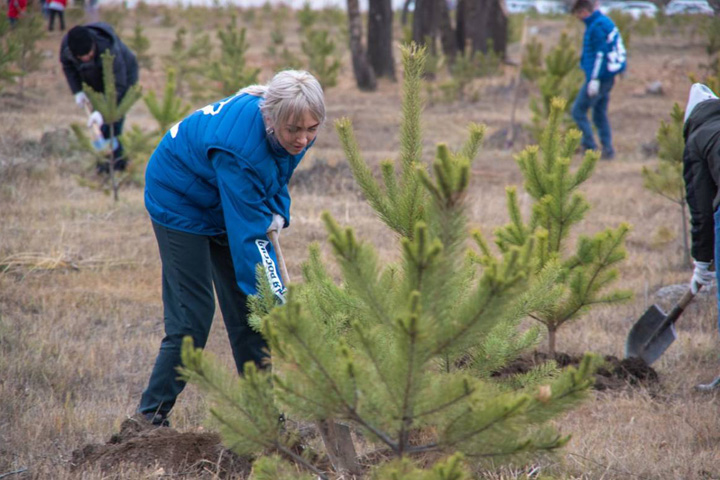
[239,70,326,129]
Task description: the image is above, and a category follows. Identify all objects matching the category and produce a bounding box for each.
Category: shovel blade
[625,304,678,365]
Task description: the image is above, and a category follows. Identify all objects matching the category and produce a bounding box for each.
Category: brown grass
[1,6,720,479]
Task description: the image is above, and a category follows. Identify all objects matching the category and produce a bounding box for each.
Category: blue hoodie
[580,11,627,81]
[145,93,309,299]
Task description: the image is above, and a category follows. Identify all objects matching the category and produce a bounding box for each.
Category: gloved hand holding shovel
[691,260,715,294]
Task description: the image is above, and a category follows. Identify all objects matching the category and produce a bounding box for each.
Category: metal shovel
[625,286,700,365]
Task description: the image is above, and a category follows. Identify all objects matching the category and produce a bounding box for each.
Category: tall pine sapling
[180,44,599,478]
[500,97,632,355]
[118,68,191,184]
[207,16,260,97]
[10,12,44,98]
[529,33,583,141]
[144,68,192,134]
[0,16,20,93]
[162,27,212,97]
[301,28,342,90]
[129,21,152,70]
[83,50,142,202]
[641,103,690,265]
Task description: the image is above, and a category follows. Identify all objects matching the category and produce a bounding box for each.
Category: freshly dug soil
[492,351,659,391]
[70,416,252,478]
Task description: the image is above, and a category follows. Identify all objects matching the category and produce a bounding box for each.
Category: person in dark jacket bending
[60,23,138,171]
[137,70,325,426]
[683,84,720,307]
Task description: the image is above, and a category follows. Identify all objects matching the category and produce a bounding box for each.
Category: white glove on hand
[587,79,600,97]
[87,111,104,128]
[74,91,89,108]
[266,213,285,236]
[691,260,715,294]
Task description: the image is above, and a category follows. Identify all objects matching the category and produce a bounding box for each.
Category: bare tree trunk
[488,0,508,58]
[455,0,467,52]
[438,0,458,63]
[462,0,507,58]
[412,0,440,49]
[401,0,413,26]
[466,0,490,53]
[368,0,396,80]
[347,0,377,91]
[707,0,720,14]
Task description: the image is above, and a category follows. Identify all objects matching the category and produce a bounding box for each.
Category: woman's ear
[264,116,275,135]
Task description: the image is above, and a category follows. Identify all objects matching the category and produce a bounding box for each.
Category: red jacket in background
[8,0,27,19]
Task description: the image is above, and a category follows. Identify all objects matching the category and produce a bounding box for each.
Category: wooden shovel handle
[267,230,290,284]
[664,288,696,326]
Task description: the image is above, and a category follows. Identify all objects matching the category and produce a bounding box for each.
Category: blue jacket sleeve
[266,185,292,228]
[211,149,286,300]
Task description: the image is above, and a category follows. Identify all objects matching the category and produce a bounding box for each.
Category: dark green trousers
[138,221,268,418]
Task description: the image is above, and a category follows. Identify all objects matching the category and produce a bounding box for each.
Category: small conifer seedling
[500,97,632,355]
[642,102,690,265]
[81,51,142,201]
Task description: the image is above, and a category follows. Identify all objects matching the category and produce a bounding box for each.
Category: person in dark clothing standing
[683,83,720,299]
[60,23,139,171]
[683,83,720,391]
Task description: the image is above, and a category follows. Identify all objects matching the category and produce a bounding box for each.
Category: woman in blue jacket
[138,70,325,426]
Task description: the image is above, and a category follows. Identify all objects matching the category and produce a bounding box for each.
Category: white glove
[587,79,600,97]
[87,111,104,128]
[266,213,285,236]
[74,91,89,107]
[691,260,715,294]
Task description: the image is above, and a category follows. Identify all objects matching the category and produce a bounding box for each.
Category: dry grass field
[2,5,720,479]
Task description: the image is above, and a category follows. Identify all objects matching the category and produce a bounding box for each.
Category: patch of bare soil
[493,352,659,391]
[70,416,252,478]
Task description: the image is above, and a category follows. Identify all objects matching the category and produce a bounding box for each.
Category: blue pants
[100,117,126,170]
[138,222,268,418]
[571,77,615,156]
[715,209,720,335]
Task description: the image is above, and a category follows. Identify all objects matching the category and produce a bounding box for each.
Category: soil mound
[493,351,659,391]
[71,416,251,478]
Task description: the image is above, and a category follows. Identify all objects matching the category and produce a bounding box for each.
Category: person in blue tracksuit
[570,0,626,160]
[137,70,326,426]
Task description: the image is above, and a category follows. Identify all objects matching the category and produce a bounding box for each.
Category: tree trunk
[707,0,720,14]
[462,0,507,58]
[401,0,413,25]
[488,0,508,58]
[548,326,556,356]
[455,0,467,52]
[368,0,396,80]
[438,0,458,63]
[466,0,490,53]
[680,199,690,267]
[412,0,440,50]
[346,0,377,91]
[317,420,361,476]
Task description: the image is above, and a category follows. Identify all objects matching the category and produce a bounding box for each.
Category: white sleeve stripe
[591,51,604,80]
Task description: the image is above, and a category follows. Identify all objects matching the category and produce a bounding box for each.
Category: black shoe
[601,150,615,160]
[141,412,170,427]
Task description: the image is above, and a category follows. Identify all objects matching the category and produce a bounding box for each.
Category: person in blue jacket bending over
[571,0,626,160]
[138,70,325,426]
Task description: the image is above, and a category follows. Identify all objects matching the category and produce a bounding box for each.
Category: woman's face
[273,110,320,155]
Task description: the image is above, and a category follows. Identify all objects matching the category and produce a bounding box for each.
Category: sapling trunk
[681,199,690,266]
[109,124,119,202]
